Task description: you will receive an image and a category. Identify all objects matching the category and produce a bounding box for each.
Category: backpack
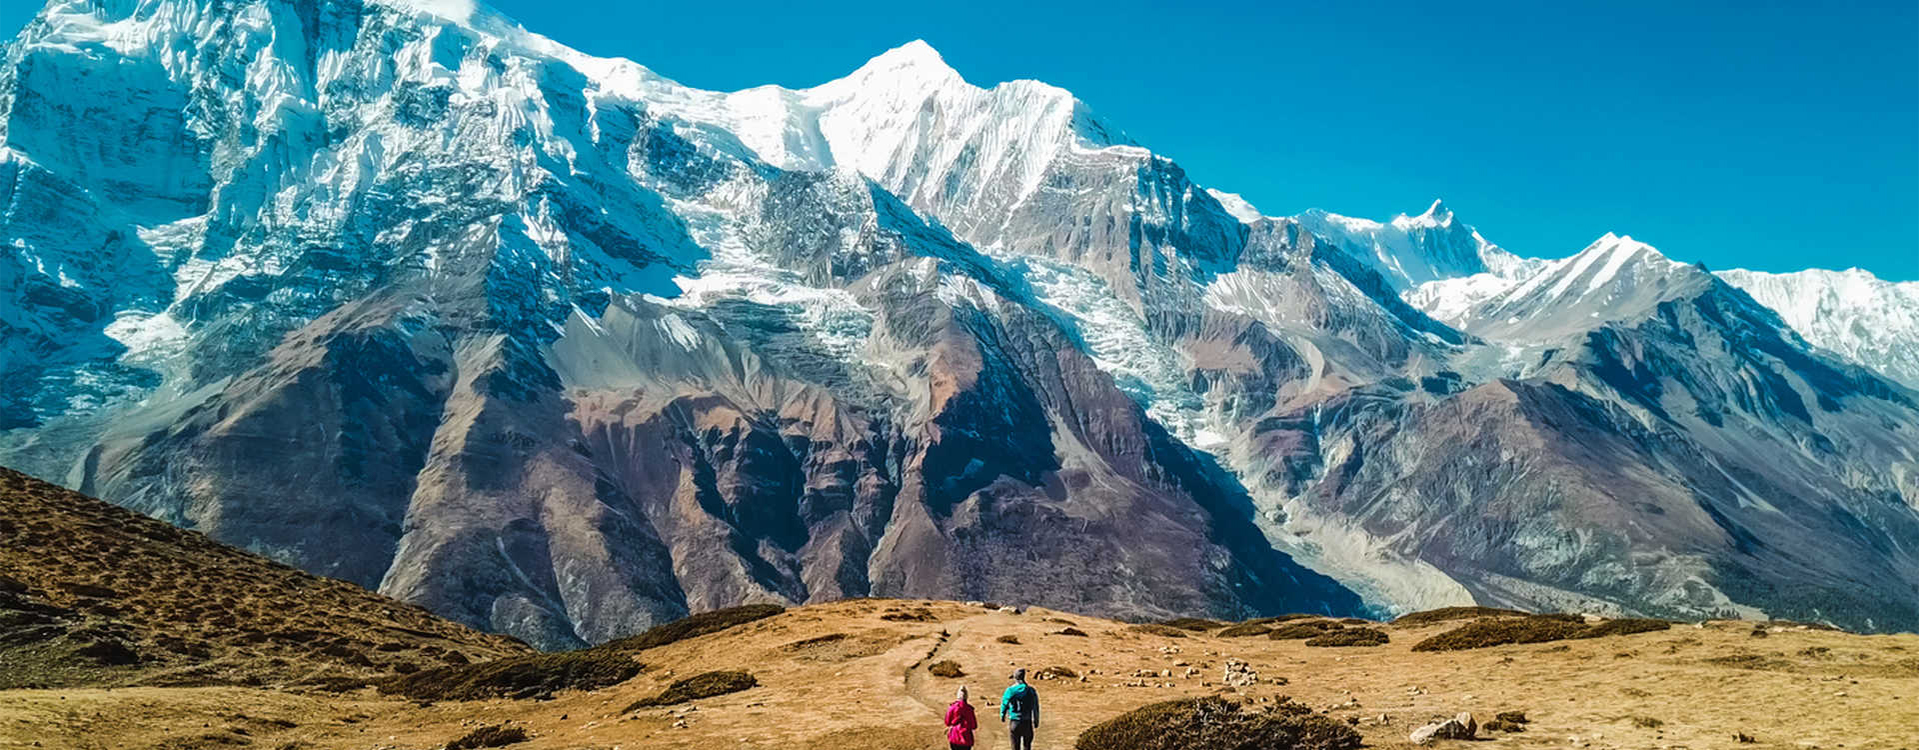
[1005,684,1036,719]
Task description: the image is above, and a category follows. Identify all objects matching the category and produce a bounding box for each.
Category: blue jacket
[1001,682,1039,723]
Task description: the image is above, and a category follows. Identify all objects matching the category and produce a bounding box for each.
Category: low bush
[1248,614,1326,625]
[379,649,642,701]
[996,635,1020,645]
[1484,719,1525,733]
[1304,628,1388,647]
[880,607,939,623]
[1392,606,1529,626]
[1494,710,1528,724]
[1411,616,1591,652]
[624,670,757,710]
[928,660,965,678]
[445,723,528,748]
[1631,716,1664,729]
[1268,621,1342,640]
[1413,614,1674,652]
[780,633,848,651]
[1074,696,1361,750]
[1157,618,1224,631]
[1128,624,1189,639]
[1216,623,1272,638]
[1581,618,1671,638]
[600,605,784,652]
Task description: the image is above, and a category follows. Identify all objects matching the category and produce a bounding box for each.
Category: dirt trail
[902,612,1001,750]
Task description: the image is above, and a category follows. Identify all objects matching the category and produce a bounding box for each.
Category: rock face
[0,0,1913,647]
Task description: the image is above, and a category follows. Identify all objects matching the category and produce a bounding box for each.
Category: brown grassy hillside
[2,598,1913,749]
[0,467,528,689]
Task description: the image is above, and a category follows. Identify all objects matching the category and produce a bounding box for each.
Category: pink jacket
[944,700,978,746]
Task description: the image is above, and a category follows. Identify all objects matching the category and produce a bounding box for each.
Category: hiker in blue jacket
[1000,668,1040,750]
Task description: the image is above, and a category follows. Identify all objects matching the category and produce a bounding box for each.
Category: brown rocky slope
[0,467,528,689]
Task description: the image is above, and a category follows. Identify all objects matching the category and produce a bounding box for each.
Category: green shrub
[928,660,964,678]
[600,605,784,652]
[445,723,528,748]
[1074,696,1362,750]
[1304,628,1388,647]
[1216,623,1272,638]
[624,670,757,710]
[1392,606,1529,626]
[379,649,643,701]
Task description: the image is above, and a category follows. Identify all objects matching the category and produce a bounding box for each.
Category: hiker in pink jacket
[945,685,979,749]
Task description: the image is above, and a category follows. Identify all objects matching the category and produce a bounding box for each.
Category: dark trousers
[1008,719,1035,750]
[951,744,971,750]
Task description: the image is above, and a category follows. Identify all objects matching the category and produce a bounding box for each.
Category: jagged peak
[1391,198,1455,229]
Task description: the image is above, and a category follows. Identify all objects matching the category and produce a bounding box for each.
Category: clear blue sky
[4,1,1913,279]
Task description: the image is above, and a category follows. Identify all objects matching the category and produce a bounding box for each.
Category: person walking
[1000,668,1040,750]
[944,685,978,749]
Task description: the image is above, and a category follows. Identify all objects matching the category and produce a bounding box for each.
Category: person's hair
[955,685,969,701]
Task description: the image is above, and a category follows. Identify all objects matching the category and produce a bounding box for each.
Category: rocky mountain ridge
[0,0,1912,645]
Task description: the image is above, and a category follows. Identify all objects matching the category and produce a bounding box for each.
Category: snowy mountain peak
[824,39,964,93]
[1393,198,1454,228]
[1297,201,1516,290]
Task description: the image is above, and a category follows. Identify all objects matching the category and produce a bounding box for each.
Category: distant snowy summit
[1229,191,1914,388]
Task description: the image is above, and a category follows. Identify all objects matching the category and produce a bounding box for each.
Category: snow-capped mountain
[1,0,1912,643]
[1295,199,1541,290]
[1416,232,1704,342]
[1717,268,1920,389]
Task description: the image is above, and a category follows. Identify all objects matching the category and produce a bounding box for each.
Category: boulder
[1409,713,1476,744]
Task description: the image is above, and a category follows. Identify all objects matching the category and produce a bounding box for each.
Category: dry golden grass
[0,598,1912,750]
